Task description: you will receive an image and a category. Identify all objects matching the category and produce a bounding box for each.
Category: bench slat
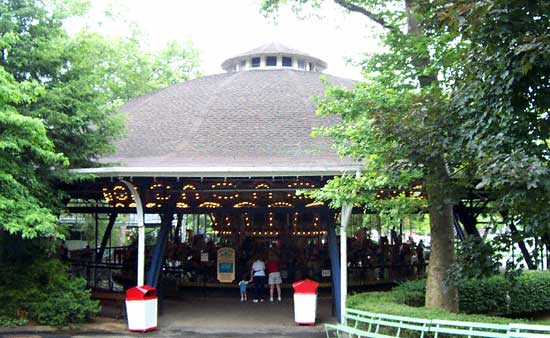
[377,313,431,324]
[325,323,373,338]
[432,319,509,330]
[335,308,550,338]
[375,319,430,332]
[508,323,550,331]
[431,326,508,338]
[507,333,550,338]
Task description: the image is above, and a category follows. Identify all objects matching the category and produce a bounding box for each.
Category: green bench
[325,308,431,338]
[325,308,550,338]
[431,319,509,337]
[507,323,550,337]
[324,309,376,337]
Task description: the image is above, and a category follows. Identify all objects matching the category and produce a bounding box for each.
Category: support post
[147,213,174,288]
[340,203,352,323]
[509,220,536,270]
[96,213,118,262]
[326,209,341,322]
[120,180,145,286]
[94,210,99,261]
[174,213,183,243]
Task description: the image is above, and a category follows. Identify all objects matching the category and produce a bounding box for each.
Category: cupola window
[282,56,292,67]
[251,57,261,68]
[266,56,277,66]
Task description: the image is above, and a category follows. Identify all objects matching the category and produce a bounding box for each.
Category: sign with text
[217,247,235,283]
[200,252,209,262]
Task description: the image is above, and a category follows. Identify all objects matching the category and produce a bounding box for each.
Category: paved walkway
[0,297,334,338]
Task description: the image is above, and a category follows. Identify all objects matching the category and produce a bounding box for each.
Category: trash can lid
[126,285,157,300]
[292,279,319,294]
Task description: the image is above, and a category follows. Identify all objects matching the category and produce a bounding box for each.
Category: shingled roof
[78,68,360,177]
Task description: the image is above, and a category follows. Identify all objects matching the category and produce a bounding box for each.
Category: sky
[68,0,382,80]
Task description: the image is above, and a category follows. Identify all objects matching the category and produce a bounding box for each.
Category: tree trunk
[405,0,459,312]
[424,157,459,312]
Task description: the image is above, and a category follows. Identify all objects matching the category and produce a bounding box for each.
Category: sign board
[200,252,209,262]
[217,247,235,283]
[322,269,331,277]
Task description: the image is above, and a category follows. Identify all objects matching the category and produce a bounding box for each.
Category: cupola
[221,42,327,73]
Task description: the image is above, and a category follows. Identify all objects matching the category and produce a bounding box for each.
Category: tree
[0,34,67,238]
[265,0,550,311]
[1,0,201,168]
[432,0,550,243]
[0,0,201,324]
[0,0,201,235]
[106,34,201,101]
[263,0,467,311]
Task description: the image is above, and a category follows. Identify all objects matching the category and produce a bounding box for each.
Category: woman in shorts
[266,251,282,302]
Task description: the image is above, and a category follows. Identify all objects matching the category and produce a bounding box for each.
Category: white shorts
[268,272,282,285]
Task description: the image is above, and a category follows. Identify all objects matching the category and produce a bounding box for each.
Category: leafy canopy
[0,0,201,238]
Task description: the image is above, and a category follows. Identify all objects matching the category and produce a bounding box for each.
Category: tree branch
[333,0,395,31]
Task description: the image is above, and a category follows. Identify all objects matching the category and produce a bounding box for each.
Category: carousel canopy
[74,43,360,178]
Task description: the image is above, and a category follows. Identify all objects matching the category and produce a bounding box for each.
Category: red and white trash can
[292,279,319,325]
[125,285,158,332]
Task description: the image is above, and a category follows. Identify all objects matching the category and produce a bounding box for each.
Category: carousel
[64,43,425,321]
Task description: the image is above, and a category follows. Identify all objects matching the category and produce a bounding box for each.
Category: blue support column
[146,213,173,288]
[326,210,341,322]
[95,213,118,262]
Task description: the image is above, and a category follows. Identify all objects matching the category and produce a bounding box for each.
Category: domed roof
[82,58,360,178]
[221,42,327,73]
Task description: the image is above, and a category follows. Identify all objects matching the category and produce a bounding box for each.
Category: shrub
[392,279,425,307]
[348,291,517,325]
[0,316,28,327]
[392,271,550,316]
[0,258,100,326]
[348,290,550,327]
[459,276,511,315]
[508,272,550,315]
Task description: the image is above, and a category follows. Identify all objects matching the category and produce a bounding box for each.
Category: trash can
[125,285,157,332]
[292,279,319,325]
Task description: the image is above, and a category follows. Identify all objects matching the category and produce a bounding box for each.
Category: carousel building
[67,43,369,320]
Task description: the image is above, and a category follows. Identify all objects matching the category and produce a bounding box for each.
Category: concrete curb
[0,327,126,336]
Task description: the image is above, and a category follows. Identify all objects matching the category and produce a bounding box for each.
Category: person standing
[416,240,426,276]
[250,256,266,302]
[238,273,249,302]
[267,252,282,302]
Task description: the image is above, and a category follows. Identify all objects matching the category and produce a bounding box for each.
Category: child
[238,274,248,302]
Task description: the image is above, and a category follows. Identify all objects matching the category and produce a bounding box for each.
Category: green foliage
[393,271,550,316]
[507,272,550,316]
[348,291,519,325]
[448,237,502,283]
[1,0,201,169]
[29,276,100,326]
[0,255,100,326]
[0,0,200,238]
[265,0,549,311]
[427,1,550,237]
[0,316,28,327]
[104,34,201,101]
[263,0,463,311]
[0,35,67,239]
[392,279,426,307]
